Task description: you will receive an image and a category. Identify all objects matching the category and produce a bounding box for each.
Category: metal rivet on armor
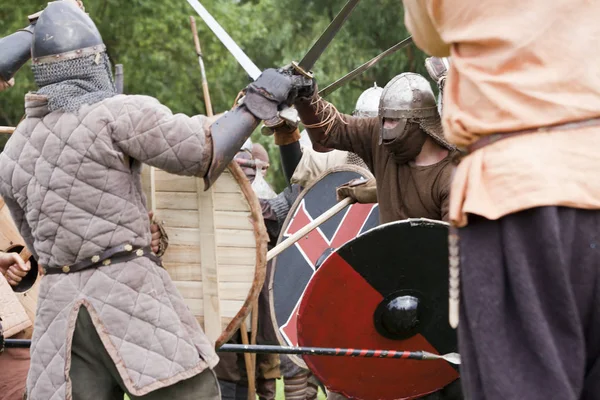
[103,259,111,266]
[62,265,70,273]
[91,255,100,263]
[136,249,144,256]
[124,244,133,251]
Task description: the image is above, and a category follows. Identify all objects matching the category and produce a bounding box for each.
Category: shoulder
[99,94,167,118]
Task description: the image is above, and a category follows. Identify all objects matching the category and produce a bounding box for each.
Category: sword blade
[298,0,361,71]
[186,0,262,80]
[319,36,414,98]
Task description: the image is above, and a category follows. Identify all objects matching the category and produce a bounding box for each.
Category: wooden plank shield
[142,163,268,347]
[269,165,379,367]
[0,198,40,339]
[297,219,459,400]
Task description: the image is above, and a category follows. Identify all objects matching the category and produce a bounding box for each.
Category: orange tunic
[403,0,600,226]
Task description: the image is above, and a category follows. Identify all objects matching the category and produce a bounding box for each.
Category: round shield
[142,162,267,347]
[269,165,379,367]
[297,219,459,400]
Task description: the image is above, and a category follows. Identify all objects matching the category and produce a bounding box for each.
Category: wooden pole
[115,64,124,94]
[0,127,15,134]
[267,198,354,261]
[190,16,214,117]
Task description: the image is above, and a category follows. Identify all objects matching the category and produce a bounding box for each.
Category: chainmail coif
[32,52,117,113]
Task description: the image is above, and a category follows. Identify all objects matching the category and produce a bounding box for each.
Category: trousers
[458,207,600,399]
[69,307,220,400]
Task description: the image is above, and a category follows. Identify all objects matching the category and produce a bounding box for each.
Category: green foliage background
[0,0,429,192]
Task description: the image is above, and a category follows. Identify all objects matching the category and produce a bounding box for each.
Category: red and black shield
[269,165,379,367]
[297,219,459,400]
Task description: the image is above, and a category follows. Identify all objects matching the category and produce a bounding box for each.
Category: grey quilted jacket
[0,93,219,399]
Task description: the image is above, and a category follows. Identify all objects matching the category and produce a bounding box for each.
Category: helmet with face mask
[352,83,384,118]
[31,0,117,113]
[378,73,453,163]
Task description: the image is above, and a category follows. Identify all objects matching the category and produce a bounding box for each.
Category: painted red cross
[280,200,377,346]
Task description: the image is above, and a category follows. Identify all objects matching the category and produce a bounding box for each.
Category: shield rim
[212,162,268,348]
[142,161,268,349]
[268,164,375,368]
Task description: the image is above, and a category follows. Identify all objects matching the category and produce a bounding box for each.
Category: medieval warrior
[289,73,460,400]
[403,0,600,399]
[281,71,457,225]
[0,2,312,399]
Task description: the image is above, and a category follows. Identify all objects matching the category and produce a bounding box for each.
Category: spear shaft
[190,16,214,117]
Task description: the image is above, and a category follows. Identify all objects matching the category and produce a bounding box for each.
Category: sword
[2,339,460,365]
[291,0,361,78]
[186,0,261,80]
[187,0,361,124]
[318,36,414,97]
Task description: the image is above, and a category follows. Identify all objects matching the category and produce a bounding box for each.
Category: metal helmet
[379,72,453,151]
[352,83,384,117]
[30,1,117,113]
[379,72,438,120]
[31,1,105,65]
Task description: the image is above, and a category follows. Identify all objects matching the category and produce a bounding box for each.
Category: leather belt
[42,244,162,275]
[466,116,600,154]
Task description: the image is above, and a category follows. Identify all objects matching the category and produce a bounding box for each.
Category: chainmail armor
[268,184,302,228]
[32,52,117,113]
[346,152,369,169]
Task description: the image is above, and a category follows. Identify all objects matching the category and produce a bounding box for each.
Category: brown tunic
[296,96,454,224]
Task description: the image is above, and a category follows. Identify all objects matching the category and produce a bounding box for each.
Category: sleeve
[109,95,212,177]
[260,198,281,246]
[295,95,377,170]
[436,162,453,223]
[402,0,451,57]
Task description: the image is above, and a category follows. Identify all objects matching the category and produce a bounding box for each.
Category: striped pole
[3,340,459,365]
[217,344,460,364]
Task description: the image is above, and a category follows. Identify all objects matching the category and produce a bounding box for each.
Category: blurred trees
[0,0,429,191]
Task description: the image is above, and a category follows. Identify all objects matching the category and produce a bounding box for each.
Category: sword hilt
[291,61,314,79]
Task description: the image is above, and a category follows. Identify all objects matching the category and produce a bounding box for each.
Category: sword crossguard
[291,61,314,79]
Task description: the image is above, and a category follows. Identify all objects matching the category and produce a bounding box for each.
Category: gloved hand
[262,116,301,145]
[336,177,378,204]
[0,78,14,92]
[425,56,449,84]
[243,68,313,121]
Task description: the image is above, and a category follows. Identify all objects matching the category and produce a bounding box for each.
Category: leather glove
[263,116,301,145]
[0,78,14,92]
[336,178,378,204]
[244,68,313,121]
